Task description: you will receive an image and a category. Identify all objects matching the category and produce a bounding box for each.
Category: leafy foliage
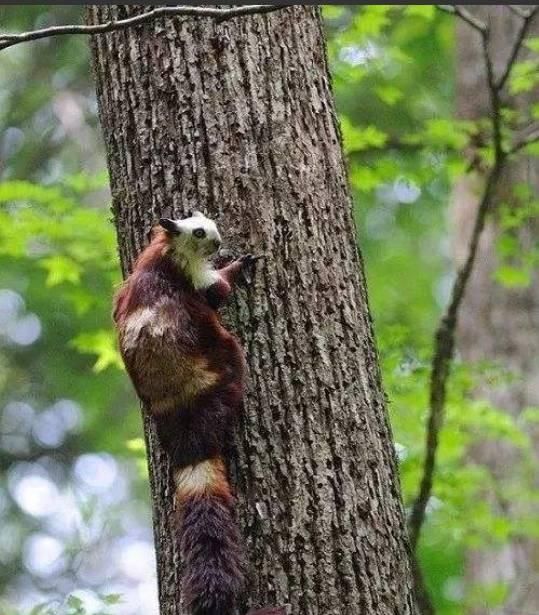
[325,6,539,614]
[1,5,538,615]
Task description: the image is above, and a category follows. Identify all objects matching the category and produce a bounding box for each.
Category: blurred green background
[0,6,536,615]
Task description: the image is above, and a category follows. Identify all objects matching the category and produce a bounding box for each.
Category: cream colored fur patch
[122,306,172,349]
[174,459,224,497]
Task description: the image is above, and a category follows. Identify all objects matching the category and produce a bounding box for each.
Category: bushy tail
[174,457,287,615]
[175,457,244,615]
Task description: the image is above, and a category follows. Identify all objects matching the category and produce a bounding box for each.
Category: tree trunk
[453,7,539,614]
[87,6,416,615]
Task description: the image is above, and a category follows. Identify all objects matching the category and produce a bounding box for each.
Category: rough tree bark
[453,7,539,614]
[87,6,416,615]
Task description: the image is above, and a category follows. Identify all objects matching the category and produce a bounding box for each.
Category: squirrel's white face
[159,212,222,258]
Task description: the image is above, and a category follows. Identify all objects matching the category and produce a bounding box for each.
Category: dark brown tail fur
[177,490,286,615]
[176,476,243,615]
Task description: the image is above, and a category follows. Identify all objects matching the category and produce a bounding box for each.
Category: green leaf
[496,235,519,259]
[524,141,539,156]
[40,255,82,286]
[494,264,531,288]
[374,84,403,106]
[446,156,468,179]
[468,581,509,608]
[66,595,84,614]
[126,438,146,453]
[350,166,380,192]
[101,594,123,606]
[64,171,109,193]
[524,36,539,53]
[65,287,98,315]
[0,180,71,212]
[341,116,388,152]
[70,329,123,372]
[404,5,435,20]
[521,407,539,424]
[513,182,532,202]
[423,118,471,150]
[321,5,346,21]
[509,59,539,95]
[351,6,393,40]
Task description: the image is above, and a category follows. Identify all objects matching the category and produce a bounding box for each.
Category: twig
[496,6,539,91]
[507,6,529,20]
[435,5,487,34]
[0,5,288,52]
[480,32,505,161]
[408,158,502,552]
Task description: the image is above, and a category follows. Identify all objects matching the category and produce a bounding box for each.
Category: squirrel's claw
[238,253,263,285]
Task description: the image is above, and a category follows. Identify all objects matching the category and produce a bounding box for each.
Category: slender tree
[453,7,539,614]
[87,6,416,615]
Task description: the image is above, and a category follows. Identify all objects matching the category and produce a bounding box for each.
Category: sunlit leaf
[70,330,123,372]
[321,5,346,21]
[374,84,404,106]
[126,438,145,453]
[40,255,82,286]
[341,116,388,152]
[494,264,532,288]
[349,166,380,192]
[404,5,435,20]
[524,36,539,53]
[509,59,539,94]
[521,407,539,424]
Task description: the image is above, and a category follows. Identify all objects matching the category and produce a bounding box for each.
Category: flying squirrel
[113,212,284,615]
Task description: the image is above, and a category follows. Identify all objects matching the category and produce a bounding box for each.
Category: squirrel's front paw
[238,253,263,284]
[240,253,262,265]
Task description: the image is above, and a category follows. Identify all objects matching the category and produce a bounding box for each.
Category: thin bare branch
[508,6,529,20]
[496,6,539,91]
[409,5,508,556]
[436,5,488,34]
[481,32,505,161]
[408,156,504,552]
[0,5,288,52]
[510,126,539,154]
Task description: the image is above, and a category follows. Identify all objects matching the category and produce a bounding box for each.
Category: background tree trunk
[87,6,416,615]
[453,7,539,614]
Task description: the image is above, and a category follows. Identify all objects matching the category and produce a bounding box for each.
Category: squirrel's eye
[193,228,206,239]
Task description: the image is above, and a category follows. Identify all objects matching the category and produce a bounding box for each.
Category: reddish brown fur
[113,224,283,615]
[114,228,246,422]
[113,229,169,321]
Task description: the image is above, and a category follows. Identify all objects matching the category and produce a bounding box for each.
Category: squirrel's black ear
[159,218,181,234]
[184,209,203,218]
